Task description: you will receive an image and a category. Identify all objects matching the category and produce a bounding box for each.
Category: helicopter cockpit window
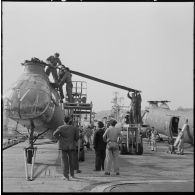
[3,76,52,119]
[19,88,50,117]
[11,75,50,92]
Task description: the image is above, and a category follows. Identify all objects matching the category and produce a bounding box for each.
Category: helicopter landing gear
[23,120,37,181]
[24,147,37,181]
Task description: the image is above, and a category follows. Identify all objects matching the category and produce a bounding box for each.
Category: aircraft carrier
[2,138,194,192]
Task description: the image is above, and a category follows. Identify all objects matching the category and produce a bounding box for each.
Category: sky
[1,2,194,112]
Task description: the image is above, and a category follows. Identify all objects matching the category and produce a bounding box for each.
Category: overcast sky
[2,2,194,112]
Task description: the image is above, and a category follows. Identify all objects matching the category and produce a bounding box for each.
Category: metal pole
[70,70,141,93]
[131,129,134,153]
[127,126,129,153]
[30,147,37,181]
[78,133,80,161]
[81,82,83,96]
[23,148,28,180]
[77,108,81,161]
[90,106,92,124]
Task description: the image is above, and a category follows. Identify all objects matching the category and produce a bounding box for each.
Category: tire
[136,143,143,155]
[79,148,85,161]
[120,144,127,154]
[159,137,163,142]
[120,145,124,154]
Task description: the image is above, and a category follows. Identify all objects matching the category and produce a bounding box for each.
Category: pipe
[70,70,141,93]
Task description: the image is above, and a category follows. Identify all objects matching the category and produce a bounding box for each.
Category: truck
[119,123,143,155]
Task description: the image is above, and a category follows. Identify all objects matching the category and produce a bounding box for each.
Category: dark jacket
[53,124,79,151]
[93,128,107,151]
[46,55,62,67]
[59,70,72,85]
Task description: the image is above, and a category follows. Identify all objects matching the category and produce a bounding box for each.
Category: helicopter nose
[4,87,52,119]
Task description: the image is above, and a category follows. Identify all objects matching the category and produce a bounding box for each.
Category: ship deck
[2,139,194,192]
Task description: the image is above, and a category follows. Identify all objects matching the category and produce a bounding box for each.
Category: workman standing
[151,127,158,151]
[127,91,142,124]
[136,92,142,123]
[58,67,73,103]
[53,116,79,181]
[45,53,62,83]
[103,119,122,176]
[146,127,152,146]
[84,125,93,150]
[93,121,107,171]
[127,92,137,123]
[168,137,176,154]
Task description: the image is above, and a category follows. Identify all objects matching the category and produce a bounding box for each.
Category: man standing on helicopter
[58,66,73,103]
[45,52,62,83]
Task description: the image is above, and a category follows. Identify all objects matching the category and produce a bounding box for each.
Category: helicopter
[141,101,194,145]
[3,57,141,180]
[3,57,141,146]
[3,58,65,146]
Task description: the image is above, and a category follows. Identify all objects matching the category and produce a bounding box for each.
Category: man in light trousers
[151,127,158,151]
[103,120,122,176]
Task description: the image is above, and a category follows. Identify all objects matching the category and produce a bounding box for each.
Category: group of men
[45,53,73,103]
[93,119,122,175]
[53,116,122,180]
[52,115,189,181]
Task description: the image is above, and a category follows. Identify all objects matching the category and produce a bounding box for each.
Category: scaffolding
[63,81,93,125]
[63,81,93,162]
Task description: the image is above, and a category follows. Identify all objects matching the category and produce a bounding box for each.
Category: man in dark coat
[93,121,107,171]
[53,116,79,180]
[58,67,73,103]
[127,91,142,123]
[45,52,62,83]
[127,92,136,123]
[136,92,142,123]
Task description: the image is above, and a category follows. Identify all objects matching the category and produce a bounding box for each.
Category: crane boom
[70,70,141,93]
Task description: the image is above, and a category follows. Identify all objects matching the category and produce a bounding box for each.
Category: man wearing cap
[45,53,62,83]
[58,67,73,103]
